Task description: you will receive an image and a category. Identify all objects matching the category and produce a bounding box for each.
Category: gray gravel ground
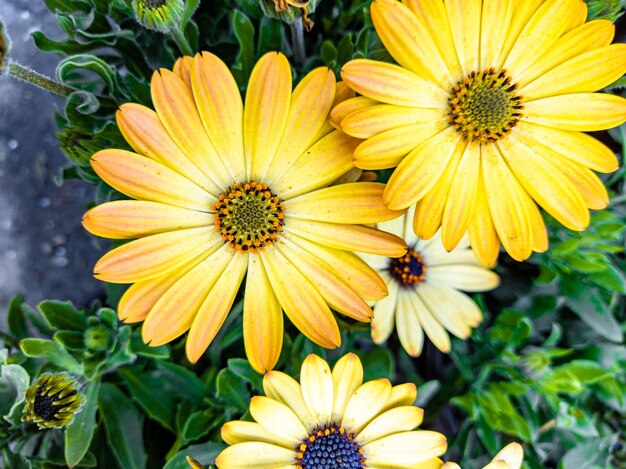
[0,0,104,325]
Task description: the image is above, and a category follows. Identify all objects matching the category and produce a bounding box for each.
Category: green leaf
[231,10,256,86]
[361,347,394,381]
[130,333,170,359]
[99,383,146,469]
[227,358,264,392]
[320,40,338,67]
[181,409,217,443]
[587,263,626,293]
[0,362,30,418]
[20,338,82,374]
[7,295,28,340]
[56,54,116,93]
[39,300,87,332]
[216,368,250,412]
[565,291,622,342]
[65,379,101,468]
[180,0,200,29]
[257,16,282,56]
[54,331,86,351]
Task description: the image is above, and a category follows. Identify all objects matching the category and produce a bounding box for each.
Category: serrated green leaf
[20,338,82,374]
[39,300,87,332]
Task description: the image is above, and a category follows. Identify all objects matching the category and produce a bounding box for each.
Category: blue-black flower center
[389,248,426,287]
[296,424,366,469]
[448,68,523,144]
[212,181,285,254]
[33,385,77,422]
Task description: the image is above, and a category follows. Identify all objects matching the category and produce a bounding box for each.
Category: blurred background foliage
[1,0,626,467]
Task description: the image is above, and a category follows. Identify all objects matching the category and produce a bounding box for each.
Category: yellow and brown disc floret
[211,181,285,254]
[388,247,427,287]
[448,68,523,144]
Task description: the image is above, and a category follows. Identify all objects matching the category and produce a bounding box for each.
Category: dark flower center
[142,0,167,9]
[389,248,426,287]
[296,424,366,469]
[33,386,77,422]
[212,181,285,254]
[448,68,523,144]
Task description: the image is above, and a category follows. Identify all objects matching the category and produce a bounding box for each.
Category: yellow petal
[385,127,465,210]
[353,121,448,170]
[82,201,212,239]
[411,290,451,353]
[261,248,341,348]
[401,0,463,78]
[442,463,461,469]
[427,265,500,292]
[445,0,482,75]
[185,252,247,363]
[263,371,316,430]
[117,261,197,323]
[215,442,295,469]
[357,406,424,445]
[275,239,373,322]
[516,122,618,172]
[319,81,356,137]
[417,283,481,336]
[441,143,480,251]
[300,354,334,426]
[115,104,214,192]
[94,227,220,283]
[342,104,445,139]
[479,0,513,70]
[244,255,283,373]
[287,182,404,224]
[331,353,364,423]
[141,245,232,345]
[468,174,500,267]
[363,430,447,467]
[413,146,463,240]
[527,200,549,253]
[503,0,585,75]
[330,96,378,131]
[383,383,417,412]
[267,67,337,182]
[499,133,589,231]
[221,421,295,448]
[371,278,399,345]
[341,379,392,435]
[286,219,406,257]
[272,130,358,199]
[172,55,193,87]
[340,59,448,108]
[249,396,308,444]
[151,69,231,188]
[520,44,626,101]
[91,149,214,211]
[245,52,292,181]
[490,442,524,469]
[191,51,246,181]
[514,20,616,87]
[481,144,532,262]
[491,0,543,70]
[287,233,388,300]
[371,0,453,87]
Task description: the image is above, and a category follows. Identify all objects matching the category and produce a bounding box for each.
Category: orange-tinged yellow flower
[215,353,447,468]
[83,51,407,372]
[442,442,524,469]
[361,206,499,356]
[336,0,626,266]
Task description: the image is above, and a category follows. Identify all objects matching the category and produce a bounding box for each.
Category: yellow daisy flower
[336,0,626,266]
[215,353,447,468]
[82,51,407,372]
[360,207,499,355]
[442,442,524,469]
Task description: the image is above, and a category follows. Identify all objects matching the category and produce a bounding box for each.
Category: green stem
[8,62,76,97]
[290,20,306,65]
[171,27,193,56]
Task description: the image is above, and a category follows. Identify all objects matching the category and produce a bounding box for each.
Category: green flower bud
[131,0,185,33]
[84,324,112,353]
[22,374,83,429]
[259,0,318,31]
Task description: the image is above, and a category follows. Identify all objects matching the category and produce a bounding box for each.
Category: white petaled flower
[361,206,500,356]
